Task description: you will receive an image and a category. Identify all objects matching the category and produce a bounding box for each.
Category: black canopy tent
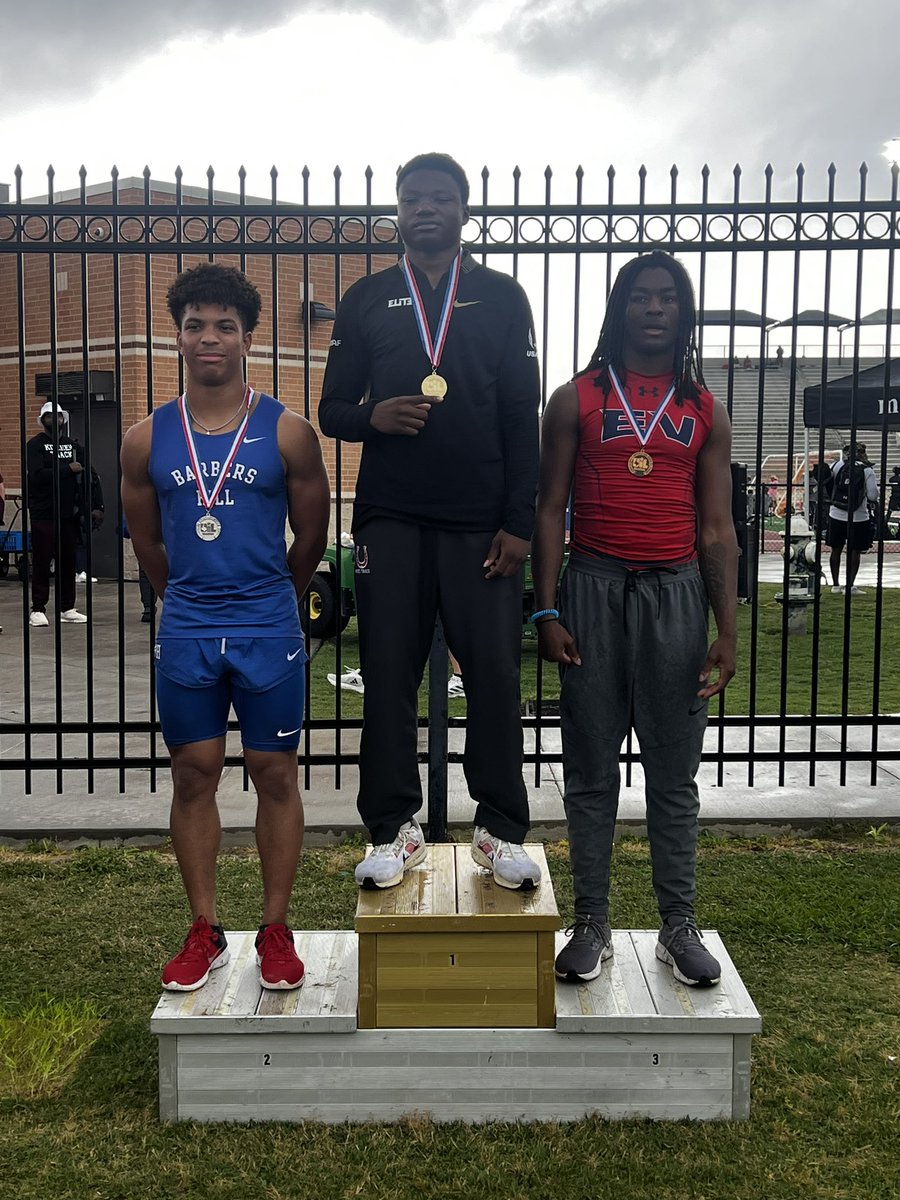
[839,308,900,328]
[699,309,777,326]
[769,309,853,330]
[768,309,855,360]
[803,359,900,428]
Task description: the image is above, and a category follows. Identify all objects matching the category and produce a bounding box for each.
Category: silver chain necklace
[186,394,248,434]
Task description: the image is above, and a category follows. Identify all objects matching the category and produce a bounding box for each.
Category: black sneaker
[555,916,613,982]
[656,917,721,987]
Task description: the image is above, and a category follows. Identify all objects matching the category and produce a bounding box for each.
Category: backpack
[832,461,867,511]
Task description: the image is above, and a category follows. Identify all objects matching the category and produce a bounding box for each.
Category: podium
[151,846,761,1123]
[356,842,559,1028]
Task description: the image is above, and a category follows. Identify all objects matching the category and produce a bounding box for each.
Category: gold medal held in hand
[421,373,448,399]
[627,450,653,477]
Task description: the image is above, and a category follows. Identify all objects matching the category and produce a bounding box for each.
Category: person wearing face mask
[25,401,89,626]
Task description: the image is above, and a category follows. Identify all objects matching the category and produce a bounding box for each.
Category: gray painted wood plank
[165,1028,741,1124]
[175,1099,733,1123]
[555,929,658,1028]
[157,1034,178,1121]
[732,1033,753,1120]
[556,930,761,1032]
[151,932,357,1033]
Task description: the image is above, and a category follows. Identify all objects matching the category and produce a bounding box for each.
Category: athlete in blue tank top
[121,263,330,995]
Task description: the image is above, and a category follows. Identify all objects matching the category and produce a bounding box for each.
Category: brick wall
[0,182,396,497]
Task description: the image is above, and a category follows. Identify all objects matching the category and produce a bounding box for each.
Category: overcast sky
[2,0,899,370]
[2,0,898,204]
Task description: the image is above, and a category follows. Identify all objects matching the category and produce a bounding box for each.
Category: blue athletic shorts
[155,637,307,751]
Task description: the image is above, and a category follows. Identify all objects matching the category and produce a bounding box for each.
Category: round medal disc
[627,450,653,477]
[421,373,448,399]
[196,514,222,541]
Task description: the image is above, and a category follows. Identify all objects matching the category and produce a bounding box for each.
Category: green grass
[310,584,900,719]
[0,996,103,1101]
[0,840,898,1200]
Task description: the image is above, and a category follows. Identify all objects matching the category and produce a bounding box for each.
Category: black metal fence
[2,162,899,807]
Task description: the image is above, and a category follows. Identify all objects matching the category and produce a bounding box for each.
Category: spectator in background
[766,476,779,518]
[25,402,89,627]
[826,442,879,595]
[75,461,104,584]
[808,460,834,534]
[0,467,4,635]
[775,345,784,368]
[886,466,900,534]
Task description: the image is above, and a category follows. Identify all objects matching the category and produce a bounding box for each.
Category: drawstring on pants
[622,566,679,634]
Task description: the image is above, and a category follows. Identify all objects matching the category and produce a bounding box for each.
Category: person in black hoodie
[319,152,541,893]
[25,401,89,626]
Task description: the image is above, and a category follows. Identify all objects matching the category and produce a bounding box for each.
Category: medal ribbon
[608,367,676,447]
[178,386,253,513]
[399,250,462,373]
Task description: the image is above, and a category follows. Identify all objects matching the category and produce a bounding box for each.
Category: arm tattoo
[698,540,731,626]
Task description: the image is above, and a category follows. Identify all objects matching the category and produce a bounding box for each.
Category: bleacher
[703,358,900,481]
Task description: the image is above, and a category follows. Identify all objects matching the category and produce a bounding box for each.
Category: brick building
[0,176,395,571]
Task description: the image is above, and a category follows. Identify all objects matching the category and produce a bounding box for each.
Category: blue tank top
[149,392,300,637]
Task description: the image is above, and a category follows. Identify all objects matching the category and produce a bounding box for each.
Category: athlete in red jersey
[532,251,737,988]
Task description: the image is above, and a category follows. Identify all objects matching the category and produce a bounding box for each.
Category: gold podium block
[355,843,560,1029]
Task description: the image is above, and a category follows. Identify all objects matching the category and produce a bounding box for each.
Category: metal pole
[804,426,810,524]
[426,618,449,842]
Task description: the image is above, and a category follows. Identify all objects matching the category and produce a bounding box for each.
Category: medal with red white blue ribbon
[607,367,676,477]
[400,250,462,399]
[178,386,253,540]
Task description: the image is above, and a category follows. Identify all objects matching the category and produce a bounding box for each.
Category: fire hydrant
[775,518,819,634]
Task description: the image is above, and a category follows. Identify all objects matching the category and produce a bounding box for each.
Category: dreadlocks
[578,251,705,408]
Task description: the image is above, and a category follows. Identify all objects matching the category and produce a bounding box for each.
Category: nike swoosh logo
[287,648,303,661]
[453,300,481,308]
[244,437,266,443]
[277,727,301,737]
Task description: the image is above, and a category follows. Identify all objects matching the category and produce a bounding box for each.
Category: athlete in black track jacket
[319,151,542,893]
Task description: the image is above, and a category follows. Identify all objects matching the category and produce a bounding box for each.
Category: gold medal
[196,514,222,541]
[421,373,448,399]
[627,450,653,477]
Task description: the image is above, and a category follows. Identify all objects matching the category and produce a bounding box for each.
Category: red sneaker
[256,923,305,990]
[161,916,229,992]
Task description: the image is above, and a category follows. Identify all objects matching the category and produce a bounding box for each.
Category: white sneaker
[355,819,426,889]
[60,609,88,623]
[29,611,49,627]
[471,826,542,891]
[848,586,866,595]
[831,585,844,594]
[447,674,466,698]
[75,572,97,584]
[326,668,365,694]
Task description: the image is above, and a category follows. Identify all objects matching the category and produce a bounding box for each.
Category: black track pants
[353,518,529,845]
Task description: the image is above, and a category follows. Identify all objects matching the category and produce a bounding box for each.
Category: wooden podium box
[150,926,762,1122]
[355,843,560,1029]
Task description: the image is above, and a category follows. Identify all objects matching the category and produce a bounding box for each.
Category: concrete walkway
[1,562,898,846]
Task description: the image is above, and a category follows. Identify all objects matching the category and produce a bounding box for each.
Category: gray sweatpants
[559,554,710,922]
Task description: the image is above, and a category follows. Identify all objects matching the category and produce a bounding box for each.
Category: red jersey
[571,369,716,565]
